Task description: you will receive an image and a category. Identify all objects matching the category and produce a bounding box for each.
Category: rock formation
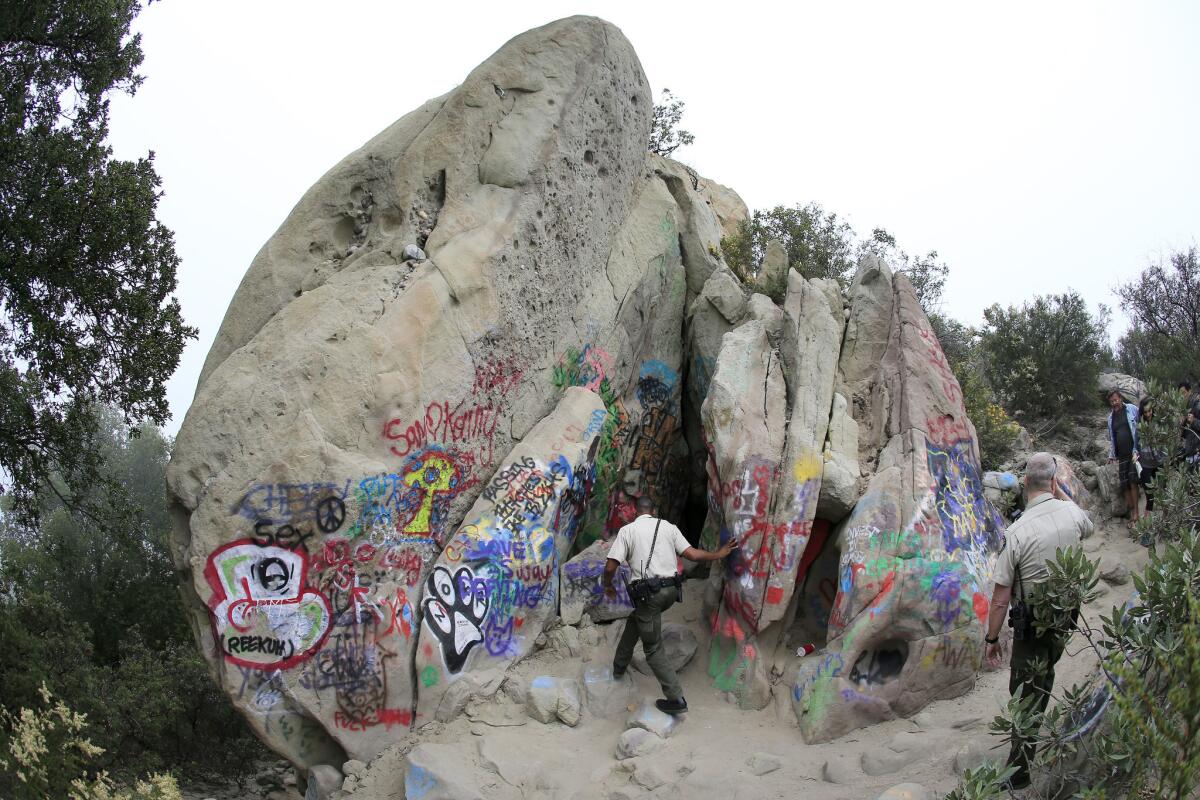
[167,14,1007,771]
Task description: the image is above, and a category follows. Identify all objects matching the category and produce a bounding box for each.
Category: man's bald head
[636,495,655,514]
[1025,452,1057,494]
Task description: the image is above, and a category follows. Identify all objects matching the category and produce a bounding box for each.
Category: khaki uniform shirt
[608,515,689,580]
[993,493,1094,595]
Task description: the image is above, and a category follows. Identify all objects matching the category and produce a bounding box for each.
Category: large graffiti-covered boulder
[700,270,845,709]
[790,261,1006,742]
[412,388,603,722]
[166,15,741,769]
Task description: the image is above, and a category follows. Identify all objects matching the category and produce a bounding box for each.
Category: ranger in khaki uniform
[602,495,735,715]
[984,452,1094,789]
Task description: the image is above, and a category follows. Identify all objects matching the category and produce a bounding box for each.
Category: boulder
[1098,372,1146,404]
[631,622,697,675]
[702,267,844,710]
[582,664,636,720]
[560,538,633,624]
[793,266,1004,744]
[526,676,582,726]
[626,700,680,739]
[1099,559,1131,586]
[304,766,342,800]
[746,752,782,776]
[615,727,664,759]
[414,390,603,723]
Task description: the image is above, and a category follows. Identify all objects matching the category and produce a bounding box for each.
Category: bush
[719,203,858,284]
[979,291,1109,420]
[0,684,181,800]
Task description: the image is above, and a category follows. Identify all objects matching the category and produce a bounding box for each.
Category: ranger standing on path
[983,452,1095,789]
[602,495,736,715]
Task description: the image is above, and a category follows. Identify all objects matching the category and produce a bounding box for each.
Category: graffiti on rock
[421,565,489,673]
[205,541,333,669]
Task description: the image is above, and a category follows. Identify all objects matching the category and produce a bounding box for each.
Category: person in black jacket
[1137,397,1165,519]
[1181,411,1200,472]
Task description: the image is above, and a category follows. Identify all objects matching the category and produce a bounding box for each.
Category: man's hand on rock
[603,582,617,601]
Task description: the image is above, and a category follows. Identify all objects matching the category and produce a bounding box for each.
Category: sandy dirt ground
[183,515,1145,800]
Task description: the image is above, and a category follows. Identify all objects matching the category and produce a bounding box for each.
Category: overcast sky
[106,1,1200,434]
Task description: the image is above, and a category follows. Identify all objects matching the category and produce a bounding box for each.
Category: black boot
[655,696,688,715]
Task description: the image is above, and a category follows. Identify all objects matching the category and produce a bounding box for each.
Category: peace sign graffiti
[315,497,346,534]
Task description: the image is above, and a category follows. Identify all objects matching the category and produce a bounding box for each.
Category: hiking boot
[655,696,688,715]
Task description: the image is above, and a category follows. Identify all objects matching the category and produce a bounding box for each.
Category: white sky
[106,1,1200,435]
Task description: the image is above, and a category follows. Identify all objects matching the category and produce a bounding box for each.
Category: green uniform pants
[1007,627,1070,782]
[613,585,682,700]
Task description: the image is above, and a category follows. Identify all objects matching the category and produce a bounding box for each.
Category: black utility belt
[627,574,682,604]
[630,575,682,591]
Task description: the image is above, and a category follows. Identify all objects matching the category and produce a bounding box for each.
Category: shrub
[979,291,1108,420]
[0,684,181,800]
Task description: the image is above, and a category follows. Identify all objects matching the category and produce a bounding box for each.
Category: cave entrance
[785,519,841,652]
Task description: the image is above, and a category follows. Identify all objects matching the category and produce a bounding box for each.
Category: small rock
[616,727,664,759]
[527,676,561,723]
[626,700,680,739]
[305,765,342,800]
[821,757,858,784]
[633,761,671,790]
[557,679,582,727]
[747,752,781,776]
[470,724,487,736]
[341,774,358,794]
[951,717,982,730]
[631,623,698,675]
[402,243,426,261]
[342,760,367,778]
[910,710,935,729]
[861,734,932,776]
[582,664,636,719]
[1100,559,1131,586]
[953,736,1005,776]
[877,783,930,800]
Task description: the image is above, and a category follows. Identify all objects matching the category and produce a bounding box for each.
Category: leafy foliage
[0,412,266,783]
[0,0,196,522]
[648,88,695,157]
[979,291,1109,419]
[1115,247,1200,385]
[0,684,181,800]
[719,203,858,284]
[859,227,949,314]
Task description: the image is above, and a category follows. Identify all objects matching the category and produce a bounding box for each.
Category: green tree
[0,0,196,522]
[1115,246,1200,385]
[0,411,266,781]
[648,88,694,157]
[720,203,858,284]
[979,291,1108,419]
